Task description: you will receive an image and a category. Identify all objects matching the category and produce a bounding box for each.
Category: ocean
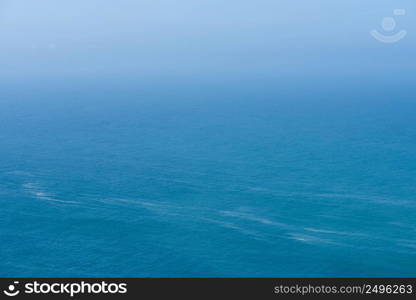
[1,78,415,277]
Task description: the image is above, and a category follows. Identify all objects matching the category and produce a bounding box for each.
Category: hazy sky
[0,0,414,84]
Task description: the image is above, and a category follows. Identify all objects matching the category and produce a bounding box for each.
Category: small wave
[399,243,416,251]
[389,222,416,231]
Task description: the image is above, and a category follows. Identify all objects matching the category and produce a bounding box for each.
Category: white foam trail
[287,232,332,244]
[304,227,367,237]
[218,210,290,228]
[201,217,262,239]
[317,192,413,207]
[22,182,77,204]
[5,170,33,176]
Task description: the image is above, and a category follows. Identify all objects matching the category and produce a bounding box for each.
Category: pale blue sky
[0,0,414,84]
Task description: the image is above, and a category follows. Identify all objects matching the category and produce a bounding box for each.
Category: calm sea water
[1,80,415,277]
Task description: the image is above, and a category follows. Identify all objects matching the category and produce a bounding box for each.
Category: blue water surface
[1,78,415,277]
